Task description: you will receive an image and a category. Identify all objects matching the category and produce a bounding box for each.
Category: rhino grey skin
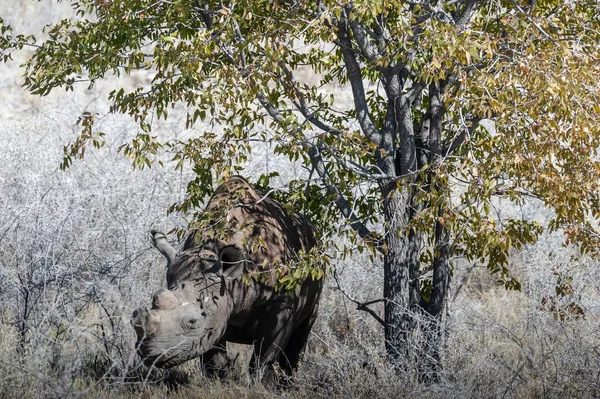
[132,176,322,377]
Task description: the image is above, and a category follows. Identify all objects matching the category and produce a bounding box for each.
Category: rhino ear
[219,245,246,279]
[151,230,177,270]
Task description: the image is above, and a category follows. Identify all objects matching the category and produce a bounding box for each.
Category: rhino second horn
[151,230,177,267]
[152,288,179,310]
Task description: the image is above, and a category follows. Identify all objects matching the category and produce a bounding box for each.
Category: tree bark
[421,213,450,382]
[381,81,452,382]
[421,82,451,382]
[382,187,423,365]
[382,184,450,382]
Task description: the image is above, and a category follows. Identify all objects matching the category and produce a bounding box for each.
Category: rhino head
[131,230,246,368]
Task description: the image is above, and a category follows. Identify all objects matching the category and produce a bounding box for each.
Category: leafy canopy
[2,0,600,288]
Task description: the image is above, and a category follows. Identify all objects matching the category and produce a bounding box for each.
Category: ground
[1,2,600,397]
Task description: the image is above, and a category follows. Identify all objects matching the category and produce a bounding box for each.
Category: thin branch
[235,188,281,208]
[319,141,390,180]
[297,102,342,135]
[277,63,343,135]
[442,117,481,156]
[332,267,386,326]
[349,20,380,61]
[453,0,480,30]
[507,0,559,46]
[256,92,286,124]
[335,11,384,147]
[319,140,419,182]
[307,144,383,250]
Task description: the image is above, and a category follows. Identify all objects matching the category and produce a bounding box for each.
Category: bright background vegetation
[1,1,600,397]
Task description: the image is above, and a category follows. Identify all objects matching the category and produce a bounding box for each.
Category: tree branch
[349,20,380,61]
[453,0,480,30]
[332,267,386,326]
[319,141,422,182]
[335,13,384,147]
[307,144,383,250]
[255,90,383,250]
[277,63,343,135]
[256,92,286,124]
[442,117,481,156]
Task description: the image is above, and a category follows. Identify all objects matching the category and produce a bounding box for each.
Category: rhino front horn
[152,288,179,310]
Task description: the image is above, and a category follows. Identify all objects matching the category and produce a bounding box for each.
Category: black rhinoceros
[132,176,323,378]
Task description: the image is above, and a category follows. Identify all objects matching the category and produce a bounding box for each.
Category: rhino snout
[131,288,178,341]
[131,307,161,340]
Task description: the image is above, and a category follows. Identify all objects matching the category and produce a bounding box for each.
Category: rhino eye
[201,256,218,268]
[186,318,200,329]
[201,254,217,262]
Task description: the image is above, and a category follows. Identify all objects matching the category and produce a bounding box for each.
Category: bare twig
[332,266,386,326]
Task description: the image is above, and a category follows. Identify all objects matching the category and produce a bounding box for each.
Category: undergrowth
[1,2,600,397]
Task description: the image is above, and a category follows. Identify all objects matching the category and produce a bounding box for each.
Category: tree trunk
[383,184,450,382]
[422,211,450,381]
[382,188,422,363]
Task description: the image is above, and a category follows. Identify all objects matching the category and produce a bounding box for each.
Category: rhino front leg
[249,303,294,381]
[200,338,234,378]
[278,302,319,375]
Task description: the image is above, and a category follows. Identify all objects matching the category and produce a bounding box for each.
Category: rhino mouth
[138,351,181,369]
[135,339,198,368]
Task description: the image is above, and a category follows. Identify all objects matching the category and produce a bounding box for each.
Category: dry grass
[2,3,600,398]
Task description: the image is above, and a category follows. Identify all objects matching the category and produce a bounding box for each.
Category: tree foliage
[2,0,600,377]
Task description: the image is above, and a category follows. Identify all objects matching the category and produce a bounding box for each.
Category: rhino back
[185,176,317,271]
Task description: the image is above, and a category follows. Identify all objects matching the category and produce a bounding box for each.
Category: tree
[2,0,599,381]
